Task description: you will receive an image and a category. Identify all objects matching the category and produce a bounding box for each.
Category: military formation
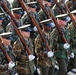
[0,0,76,75]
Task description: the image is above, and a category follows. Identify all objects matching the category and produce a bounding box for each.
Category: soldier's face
[21,31,30,38]
[73,15,76,20]
[57,19,67,27]
[14,13,21,19]
[28,7,36,13]
[0,20,3,25]
[1,38,11,46]
[43,25,51,32]
[44,1,52,6]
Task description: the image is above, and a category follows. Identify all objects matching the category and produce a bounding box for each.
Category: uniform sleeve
[34,35,43,56]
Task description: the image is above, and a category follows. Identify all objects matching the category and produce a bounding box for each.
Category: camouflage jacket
[13,38,36,74]
[35,31,53,68]
[52,27,70,58]
[68,22,76,54]
[0,44,15,75]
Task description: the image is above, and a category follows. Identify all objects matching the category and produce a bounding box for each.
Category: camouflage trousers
[0,70,10,75]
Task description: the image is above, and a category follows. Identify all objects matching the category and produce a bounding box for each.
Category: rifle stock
[0,0,32,55]
[38,0,68,44]
[17,0,52,52]
[0,43,12,62]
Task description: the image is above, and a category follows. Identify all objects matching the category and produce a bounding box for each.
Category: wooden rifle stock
[64,3,76,27]
[38,0,68,44]
[0,43,12,62]
[0,1,32,55]
[53,0,65,14]
[17,0,52,52]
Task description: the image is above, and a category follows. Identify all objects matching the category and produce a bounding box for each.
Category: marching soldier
[6,7,23,44]
[52,0,66,16]
[52,14,70,75]
[38,0,53,21]
[0,13,5,34]
[67,10,76,71]
[21,1,40,46]
[13,24,36,75]
[0,0,11,32]
[35,19,55,75]
[0,32,17,75]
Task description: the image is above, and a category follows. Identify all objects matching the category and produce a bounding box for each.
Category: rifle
[0,0,32,55]
[53,0,65,14]
[0,42,12,62]
[64,3,76,27]
[17,0,53,53]
[38,0,69,46]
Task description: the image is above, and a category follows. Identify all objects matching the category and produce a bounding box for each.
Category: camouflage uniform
[0,0,11,32]
[0,33,16,75]
[52,1,67,16]
[13,37,36,75]
[35,29,54,75]
[67,22,76,71]
[21,2,40,42]
[52,18,70,75]
[38,0,53,21]
[6,8,23,44]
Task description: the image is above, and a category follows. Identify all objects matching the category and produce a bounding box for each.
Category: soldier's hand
[63,43,70,49]
[47,51,54,57]
[70,53,74,58]
[28,55,35,61]
[8,61,15,69]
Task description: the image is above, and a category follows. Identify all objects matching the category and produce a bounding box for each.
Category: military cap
[11,7,23,14]
[0,13,4,20]
[40,18,55,27]
[56,14,68,21]
[26,2,37,8]
[0,32,12,39]
[71,10,76,14]
[44,0,53,2]
[18,24,31,32]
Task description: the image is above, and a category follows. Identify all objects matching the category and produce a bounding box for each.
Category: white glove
[70,53,74,58]
[28,55,35,61]
[8,61,15,69]
[47,51,54,57]
[54,64,59,70]
[33,26,38,31]
[63,43,70,49]
[15,73,18,75]
[37,68,41,74]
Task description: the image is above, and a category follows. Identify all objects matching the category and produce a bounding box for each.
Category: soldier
[66,0,73,11]
[0,32,17,75]
[6,7,23,45]
[0,0,11,32]
[52,14,71,75]
[38,0,53,21]
[0,13,5,34]
[12,0,27,8]
[34,19,55,75]
[67,10,76,71]
[13,24,36,75]
[52,0,67,16]
[21,1,40,45]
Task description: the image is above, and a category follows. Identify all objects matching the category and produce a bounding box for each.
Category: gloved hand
[63,43,70,49]
[37,67,41,74]
[47,51,54,57]
[70,53,74,58]
[8,61,15,69]
[15,73,18,75]
[33,26,38,31]
[28,55,35,61]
